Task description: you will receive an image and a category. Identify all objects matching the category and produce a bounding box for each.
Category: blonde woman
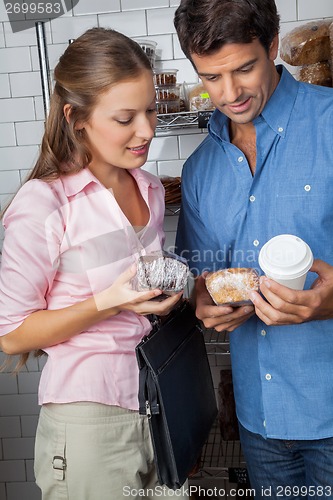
[0,27,187,499]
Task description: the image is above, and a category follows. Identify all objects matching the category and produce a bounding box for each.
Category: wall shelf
[156,110,214,131]
[164,204,181,216]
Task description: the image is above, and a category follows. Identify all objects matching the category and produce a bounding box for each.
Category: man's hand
[195,273,255,332]
[250,259,333,325]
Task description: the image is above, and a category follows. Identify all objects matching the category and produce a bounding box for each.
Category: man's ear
[269,34,279,61]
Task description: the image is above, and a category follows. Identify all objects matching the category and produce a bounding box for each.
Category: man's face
[191,36,279,125]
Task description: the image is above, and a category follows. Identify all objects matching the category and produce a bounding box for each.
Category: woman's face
[81,70,157,175]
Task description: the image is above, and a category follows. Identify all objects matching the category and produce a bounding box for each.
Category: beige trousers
[34,403,189,500]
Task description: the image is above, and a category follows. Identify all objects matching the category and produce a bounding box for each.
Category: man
[174,0,333,497]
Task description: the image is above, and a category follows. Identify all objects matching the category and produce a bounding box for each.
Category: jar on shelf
[155,84,180,101]
[153,69,178,86]
[156,100,181,114]
[135,39,157,68]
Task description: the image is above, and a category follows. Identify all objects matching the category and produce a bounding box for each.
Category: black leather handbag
[135,300,217,490]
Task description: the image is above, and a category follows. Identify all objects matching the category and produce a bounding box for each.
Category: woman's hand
[95,264,183,316]
[0,263,184,356]
[194,273,255,332]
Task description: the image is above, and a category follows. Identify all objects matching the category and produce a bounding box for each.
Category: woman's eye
[148,108,157,114]
[117,118,132,125]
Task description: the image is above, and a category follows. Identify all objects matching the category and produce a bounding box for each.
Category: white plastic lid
[258,234,313,280]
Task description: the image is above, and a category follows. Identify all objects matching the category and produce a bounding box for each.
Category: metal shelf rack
[205,329,231,356]
[156,110,214,131]
[192,420,246,481]
[189,330,251,494]
[164,204,181,216]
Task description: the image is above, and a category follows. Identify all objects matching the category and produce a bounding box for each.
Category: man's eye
[239,66,253,73]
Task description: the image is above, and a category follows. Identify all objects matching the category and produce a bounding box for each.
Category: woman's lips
[128,144,149,156]
[227,96,252,113]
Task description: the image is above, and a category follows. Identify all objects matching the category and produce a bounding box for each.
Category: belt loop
[52,423,66,481]
[52,455,66,480]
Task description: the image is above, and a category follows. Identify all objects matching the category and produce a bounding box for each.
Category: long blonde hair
[2,27,152,371]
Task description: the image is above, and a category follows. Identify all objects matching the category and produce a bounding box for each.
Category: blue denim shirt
[176,66,333,440]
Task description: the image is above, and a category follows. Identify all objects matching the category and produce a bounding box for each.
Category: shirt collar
[208,65,299,140]
[258,65,298,138]
[61,166,160,198]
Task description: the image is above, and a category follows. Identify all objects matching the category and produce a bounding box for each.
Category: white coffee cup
[258,234,313,290]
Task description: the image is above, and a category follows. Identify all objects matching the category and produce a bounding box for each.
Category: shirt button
[265,373,272,381]
[304,184,311,192]
[263,420,266,427]
[278,127,284,133]
[249,195,256,202]
[238,156,244,163]
[261,330,267,336]
[253,239,259,247]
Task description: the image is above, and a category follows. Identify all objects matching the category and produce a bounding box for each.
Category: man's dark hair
[174,0,280,62]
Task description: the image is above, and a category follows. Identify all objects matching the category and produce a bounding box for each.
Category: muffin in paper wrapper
[205,268,260,306]
[136,251,189,293]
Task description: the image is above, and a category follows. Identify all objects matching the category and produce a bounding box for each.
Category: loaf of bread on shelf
[297,61,332,87]
[218,369,240,441]
[280,19,333,66]
[330,22,333,83]
[136,251,189,293]
[160,176,181,205]
[185,83,215,111]
[205,268,260,306]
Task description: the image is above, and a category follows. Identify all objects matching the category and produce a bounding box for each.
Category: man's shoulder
[183,133,218,170]
[297,80,333,101]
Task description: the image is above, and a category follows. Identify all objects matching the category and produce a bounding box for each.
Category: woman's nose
[136,115,156,140]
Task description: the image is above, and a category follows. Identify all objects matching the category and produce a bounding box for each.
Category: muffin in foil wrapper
[136,251,189,293]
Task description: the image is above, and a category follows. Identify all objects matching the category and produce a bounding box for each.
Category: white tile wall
[73,0,119,16]
[0,75,10,99]
[0,1,333,498]
[0,124,16,147]
[9,72,42,98]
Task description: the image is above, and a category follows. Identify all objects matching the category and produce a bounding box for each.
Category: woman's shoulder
[4,178,65,224]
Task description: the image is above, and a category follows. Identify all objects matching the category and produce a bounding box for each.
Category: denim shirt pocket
[274,177,331,235]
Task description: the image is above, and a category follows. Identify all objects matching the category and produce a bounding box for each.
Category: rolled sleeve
[0,180,64,335]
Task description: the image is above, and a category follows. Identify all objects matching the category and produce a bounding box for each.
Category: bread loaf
[218,369,240,441]
[330,22,333,84]
[205,268,259,306]
[187,83,215,111]
[280,19,333,66]
[297,61,332,86]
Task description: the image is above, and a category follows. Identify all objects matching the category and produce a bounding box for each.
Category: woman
[0,27,187,499]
